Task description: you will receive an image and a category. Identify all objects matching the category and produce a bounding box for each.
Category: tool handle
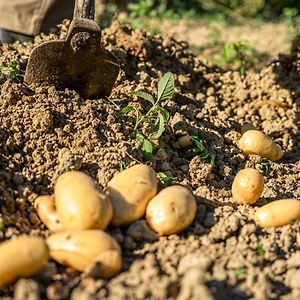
[73,0,95,20]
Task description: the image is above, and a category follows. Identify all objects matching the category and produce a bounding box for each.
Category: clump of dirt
[0,20,300,299]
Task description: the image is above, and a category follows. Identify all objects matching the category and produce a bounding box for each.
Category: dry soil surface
[0,21,300,300]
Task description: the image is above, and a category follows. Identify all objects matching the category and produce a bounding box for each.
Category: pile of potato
[0,164,197,288]
[234,129,300,227]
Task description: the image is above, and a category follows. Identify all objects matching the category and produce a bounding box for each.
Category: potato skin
[34,195,64,232]
[232,168,264,205]
[146,185,197,235]
[0,237,49,289]
[255,199,300,228]
[54,171,112,230]
[238,130,283,161]
[47,230,122,278]
[107,164,158,226]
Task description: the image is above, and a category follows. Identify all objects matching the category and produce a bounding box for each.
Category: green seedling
[190,135,215,167]
[256,243,264,257]
[119,160,127,172]
[261,160,271,176]
[157,172,177,186]
[121,72,175,161]
[294,220,300,233]
[213,40,255,76]
[0,60,18,79]
[0,223,4,231]
[234,267,245,277]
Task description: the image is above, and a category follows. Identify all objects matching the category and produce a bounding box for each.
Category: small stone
[14,279,40,300]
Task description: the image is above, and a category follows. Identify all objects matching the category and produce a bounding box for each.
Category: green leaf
[0,223,4,231]
[234,268,245,277]
[119,160,126,172]
[120,106,134,115]
[157,172,177,186]
[157,72,175,102]
[157,107,170,122]
[141,138,153,161]
[131,91,155,105]
[9,61,17,70]
[153,112,165,139]
[136,133,153,161]
[256,243,264,257]
[136,132,144,145]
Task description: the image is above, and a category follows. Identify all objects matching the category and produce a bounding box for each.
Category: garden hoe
[24,0,120,99]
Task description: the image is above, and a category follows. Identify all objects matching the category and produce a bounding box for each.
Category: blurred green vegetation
[101,0,300,20]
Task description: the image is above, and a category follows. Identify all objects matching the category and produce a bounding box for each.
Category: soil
[0,20,300,300]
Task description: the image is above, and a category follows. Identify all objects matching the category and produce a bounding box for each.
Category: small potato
[232,168,264,205]
[107,164,158,226]
[178,134,193,148]
[0,236,49,289]
[34,195,64,232]
[146,185,197,235]
[54,171,112,230]
[47,230,121,278]
[255,199,300,228]
[238,130,283,161]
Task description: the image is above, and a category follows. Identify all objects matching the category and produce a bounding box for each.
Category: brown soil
[0,20,300,300]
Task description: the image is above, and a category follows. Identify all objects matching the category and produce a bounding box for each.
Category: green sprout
[118,160,127,172]
[234,267,245,277]
[190,135,215,167]
[256,243,264,257]
[121,72,175,161]
[0,223,4,231]
[0,60,18,79]
[157,172,177,186]
[261,160,271,176]
[213,40,255,76]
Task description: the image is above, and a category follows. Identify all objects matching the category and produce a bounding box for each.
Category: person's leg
[0,0,74,43]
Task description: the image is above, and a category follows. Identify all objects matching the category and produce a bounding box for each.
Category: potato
[107,164,158,226]
[47,230,122,278]
[146,185,197,235]
[178,134,193,148]
[238,130,283,161]
[54,171,112,230]
[255,199,300,228]
[231,168,264,205]
[0,236,49,289]
[34,195,64,232]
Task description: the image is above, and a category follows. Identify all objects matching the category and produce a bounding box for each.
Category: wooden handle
[73,0,95,20]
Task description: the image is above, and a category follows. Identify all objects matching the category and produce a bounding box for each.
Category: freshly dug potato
[54,171,112,230]
[178,134,193,148]
[107,164,158,226]
[238,130,283,161]
[146,185,197,235]
[232,168,264,205]
[34,195,64,232]
[255,199,300,228]
[47,230,122,278]
[0,236,49,289]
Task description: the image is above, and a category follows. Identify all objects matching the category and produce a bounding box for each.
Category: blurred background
[95,0,300,71]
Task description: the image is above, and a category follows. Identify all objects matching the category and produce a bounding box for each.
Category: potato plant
[121,72,174,161]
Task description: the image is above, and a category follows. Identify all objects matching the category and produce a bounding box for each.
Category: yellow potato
[232,168,264,205]
[34,195,64,232]
[238,130,283,161]
[178,134,193,148]
[255,199,300,228]
[54,171,112,230]
[0,236,49,289]
[107,164,158,226]
[47,230,122,278]
[146,185,197,235]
